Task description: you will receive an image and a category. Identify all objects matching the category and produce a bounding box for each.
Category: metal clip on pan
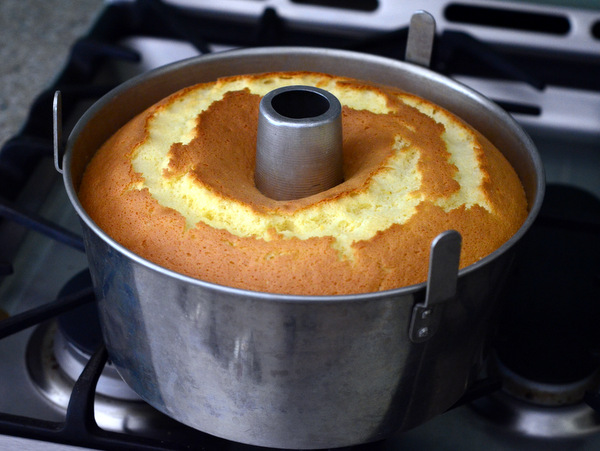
[405,10,436,68]
[53,90,64,174]
[409,230,462,343]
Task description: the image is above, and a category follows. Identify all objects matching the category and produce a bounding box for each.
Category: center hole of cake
[270,89,330,119]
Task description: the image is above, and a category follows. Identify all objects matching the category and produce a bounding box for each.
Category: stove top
[1,0,599,449]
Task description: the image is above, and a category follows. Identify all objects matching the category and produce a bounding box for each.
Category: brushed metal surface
[255,85,344,200]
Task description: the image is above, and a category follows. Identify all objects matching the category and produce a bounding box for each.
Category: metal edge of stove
[0,436,87,451]
[105,0,600,55]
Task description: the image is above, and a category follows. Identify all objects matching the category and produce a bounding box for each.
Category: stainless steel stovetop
[1,0,599,449]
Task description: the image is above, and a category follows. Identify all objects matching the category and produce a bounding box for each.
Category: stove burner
[28,320,147,430]
[493,353,600,407]
[24,270,188,436]
[470,386,600,440]
[53,270,140,400]
[26,318,211,442]
[53,322,140,401]
[494,185,600,385]
[468,185,600,440]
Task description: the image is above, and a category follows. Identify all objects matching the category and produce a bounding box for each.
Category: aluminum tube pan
[60,47,545,448]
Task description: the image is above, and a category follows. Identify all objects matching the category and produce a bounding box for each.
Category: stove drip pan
[27,320,165,434]
[470,386,600,440]
[468,351,600,440]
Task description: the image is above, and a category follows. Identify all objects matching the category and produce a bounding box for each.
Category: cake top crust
[78,71,528,294]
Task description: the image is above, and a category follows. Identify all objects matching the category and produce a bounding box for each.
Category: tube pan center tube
[255,85,344,200]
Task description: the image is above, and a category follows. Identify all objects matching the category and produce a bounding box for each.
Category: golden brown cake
[78,71,528,295]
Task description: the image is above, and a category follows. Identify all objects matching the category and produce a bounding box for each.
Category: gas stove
[1,0,599,449]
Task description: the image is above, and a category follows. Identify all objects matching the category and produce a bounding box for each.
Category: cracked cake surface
[78,71,528,295]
